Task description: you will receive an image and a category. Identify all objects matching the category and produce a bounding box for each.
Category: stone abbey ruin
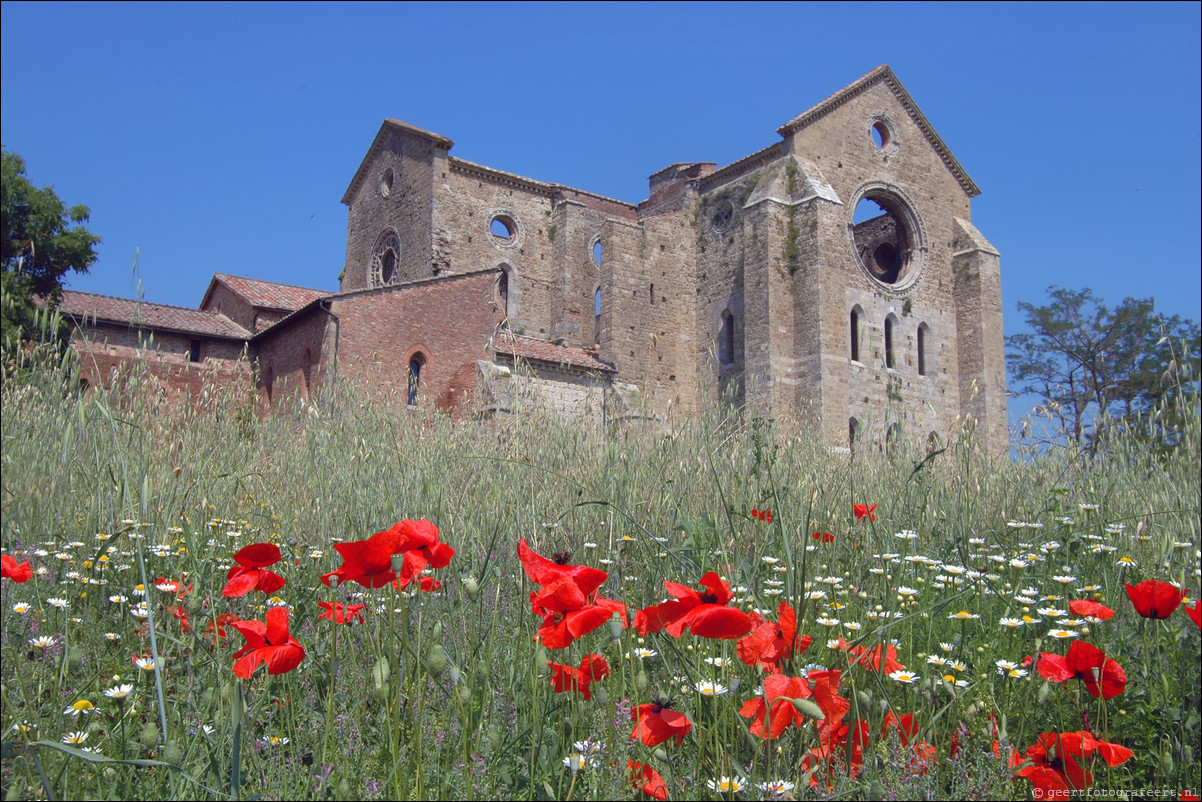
[58,66,1007,453]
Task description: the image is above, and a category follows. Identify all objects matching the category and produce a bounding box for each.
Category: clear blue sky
[3,3,1199,398]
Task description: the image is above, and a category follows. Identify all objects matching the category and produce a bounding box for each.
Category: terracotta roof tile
[493,333,614,373]
[55,291,251,339]
[212,274,328,311]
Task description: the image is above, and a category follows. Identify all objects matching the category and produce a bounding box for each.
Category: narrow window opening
[718,310,735,367]
[498,271,510,320]
[650,284,655,305]
[407,357,424,406]
[849,417,860,452]
[917,324,927,376]
[592,240,602,265]
[884,316,895,369]
[849,309,860,362]
[594,288,602,344]
[189,339,201,363]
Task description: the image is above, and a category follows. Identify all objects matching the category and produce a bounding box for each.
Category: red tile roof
[210,274,329,311]
[55,291,251,339]
[492,333,614,373]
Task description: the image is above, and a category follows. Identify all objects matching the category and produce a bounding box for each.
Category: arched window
[886,423,900,457]
[884,315,896,369]
[718,309,735,367]
[594,287,602,345]
[917,323,930,376]
[497,269,510,322]
[371,230,401,287]
[850,307,862,362]
[407,355,424,406]
[848,417,861,451]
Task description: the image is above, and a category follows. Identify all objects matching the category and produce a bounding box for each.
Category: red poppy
[518,539,626,649]
[1124,580,1184,619]
[739,673,813,739]
[205,613,240,641]
[230,607,306,678]
[1037,640,1126,699]
[1185,600,1201,629]
[631,701,692,747]
[416,575,441,592]
[153,575,193,599]
[317,601,366,625]
[1013,730,1133,800]
[627,761,668,801]
[1068,599,1114,620]
[1,553,33,583]
[839,639,906,675]
[811,531,835,543]
[737,600,812,672]
[751,508,773,523]
[635,572,752,640]
[882,711,919,747]
[804,717,870,788]
[321,519,454,590]
[547,654,609,701]
[222,543,286,597]
[167,605,191,632]
[853,504,877,522]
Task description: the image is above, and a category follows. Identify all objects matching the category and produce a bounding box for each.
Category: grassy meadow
[1,341,1199,801]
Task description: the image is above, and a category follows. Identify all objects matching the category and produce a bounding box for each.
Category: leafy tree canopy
[1,149,100,344]
[1007,286,1200,449]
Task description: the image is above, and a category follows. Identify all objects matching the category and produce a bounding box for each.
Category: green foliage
[1,149,100,345]
[1007,286,1200,450]
[0,353,1198,800]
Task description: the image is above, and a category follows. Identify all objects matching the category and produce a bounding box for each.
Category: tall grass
[1,336,1198,800]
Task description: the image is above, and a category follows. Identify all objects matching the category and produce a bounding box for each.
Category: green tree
[1007,286,1200,449]
[1,149,101,344]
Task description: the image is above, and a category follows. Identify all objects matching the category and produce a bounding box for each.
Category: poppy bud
[857,690,872,708]
[607,617,623,641]
[652,748,669,763]
[427,645,449,677]
[337,779,351,798]
[635,671,649,694]
[867,781,885,800]
[457,686,471,706]
[463,575,479,601]
[139,722,160,747]
[475,659,489,684]
[162,742,183,765]
[432,622,443,641]
[390,554,405,574]
[448,665,461,685]
[790,698,826,720]
[1160,748,1173,776]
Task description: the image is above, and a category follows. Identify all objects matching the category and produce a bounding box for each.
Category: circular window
[849,186,925,290]
[380,168,394,197]
[370,230,401,287]
[868,117,896,152]
[489,213,522,248]
[711,199,735,233]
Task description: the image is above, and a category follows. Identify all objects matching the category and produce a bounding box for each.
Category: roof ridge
[214,273,330,295]
[61,289,224,315]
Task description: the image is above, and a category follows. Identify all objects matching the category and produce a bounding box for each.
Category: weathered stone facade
[58,67,1007,452]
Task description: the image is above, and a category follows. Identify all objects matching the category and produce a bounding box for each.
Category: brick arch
[402,344,430,406]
